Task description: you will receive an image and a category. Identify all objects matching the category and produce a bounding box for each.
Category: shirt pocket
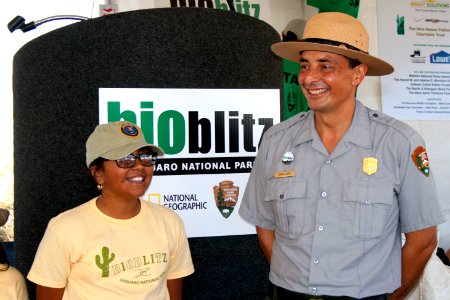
[264,178,308,239]
[340,181,394,240]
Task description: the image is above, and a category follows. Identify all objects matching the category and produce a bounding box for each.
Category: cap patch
[120,123,139,138]
[411,146,429,177]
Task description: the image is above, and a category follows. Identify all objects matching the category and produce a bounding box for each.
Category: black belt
[269,284,389,300]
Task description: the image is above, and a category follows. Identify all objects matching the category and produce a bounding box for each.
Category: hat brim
[101,142,165,161]
[271,41,394,76]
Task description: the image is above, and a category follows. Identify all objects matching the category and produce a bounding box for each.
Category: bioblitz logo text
[107,101,273,155]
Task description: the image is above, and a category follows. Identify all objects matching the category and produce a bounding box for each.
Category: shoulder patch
[411,146,429,177]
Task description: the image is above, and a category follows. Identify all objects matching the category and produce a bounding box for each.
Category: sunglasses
[115,152,157,168]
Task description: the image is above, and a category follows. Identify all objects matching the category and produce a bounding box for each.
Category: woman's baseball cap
[86,121,164,167]
[271,12,394,76]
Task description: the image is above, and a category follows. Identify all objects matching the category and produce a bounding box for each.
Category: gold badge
[363,157,378,175]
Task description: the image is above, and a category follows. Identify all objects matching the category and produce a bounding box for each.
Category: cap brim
[271,41,394,76]
[101,142,165,161]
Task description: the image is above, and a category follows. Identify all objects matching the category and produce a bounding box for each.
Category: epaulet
[368,108,415,138]
[264,110,310,139]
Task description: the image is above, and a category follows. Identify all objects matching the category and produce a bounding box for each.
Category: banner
[108,0,272,25]
[378,0,450,120]
[307,0,360,18]
[99,88,280,237]
[282,59,309,120]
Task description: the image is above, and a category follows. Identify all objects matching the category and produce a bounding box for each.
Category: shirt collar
[293,100,372,149]
[346,100,372,149]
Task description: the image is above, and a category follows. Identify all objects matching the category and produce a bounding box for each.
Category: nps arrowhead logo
[213,180,239,218]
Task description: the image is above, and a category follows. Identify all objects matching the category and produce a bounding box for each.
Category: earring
[97,184,103,191]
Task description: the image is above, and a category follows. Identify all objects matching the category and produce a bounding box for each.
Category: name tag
[274,170,295,178]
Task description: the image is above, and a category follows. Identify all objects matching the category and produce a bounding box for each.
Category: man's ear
[352,64,368,86]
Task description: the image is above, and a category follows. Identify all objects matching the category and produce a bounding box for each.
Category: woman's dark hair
[88,157,106,195]
[89,157,106,170]
[0,242,10,271]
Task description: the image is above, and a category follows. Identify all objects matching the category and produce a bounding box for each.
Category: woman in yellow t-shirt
[28,121,194,300]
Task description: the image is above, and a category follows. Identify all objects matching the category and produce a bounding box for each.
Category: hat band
[299,38,368,54]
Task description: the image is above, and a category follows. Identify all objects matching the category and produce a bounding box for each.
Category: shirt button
[313,258,319,264]
[280,194,284,199]
[365,199,371,204]
[318,225,324,232]
[311,287,318,294]
[321,191,327,197]
[325,160,331,164]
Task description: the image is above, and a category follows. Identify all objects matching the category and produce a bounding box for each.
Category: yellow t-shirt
[28,198,194,299]
[0,265,29,300]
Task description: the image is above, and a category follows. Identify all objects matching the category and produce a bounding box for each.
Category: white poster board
[377,0,450,120]
[99,88,280,237]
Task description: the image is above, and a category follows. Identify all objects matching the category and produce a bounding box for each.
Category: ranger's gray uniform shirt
[239,100,446,298]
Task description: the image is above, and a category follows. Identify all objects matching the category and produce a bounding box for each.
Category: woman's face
[92,148,154,201]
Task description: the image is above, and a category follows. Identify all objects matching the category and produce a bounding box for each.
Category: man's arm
[256,226,276,264]
[167,278,183,300]
[390,226,437,300]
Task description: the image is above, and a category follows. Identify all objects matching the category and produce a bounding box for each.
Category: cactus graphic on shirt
[95,246,115,277]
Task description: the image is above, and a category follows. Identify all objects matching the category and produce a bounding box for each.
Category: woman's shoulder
[143,200,179,215]
[0,265,26,281]
[141,200,183,224]
[47,198,96,227]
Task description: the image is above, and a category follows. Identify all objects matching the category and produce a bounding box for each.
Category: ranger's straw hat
[271,12,394,76]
